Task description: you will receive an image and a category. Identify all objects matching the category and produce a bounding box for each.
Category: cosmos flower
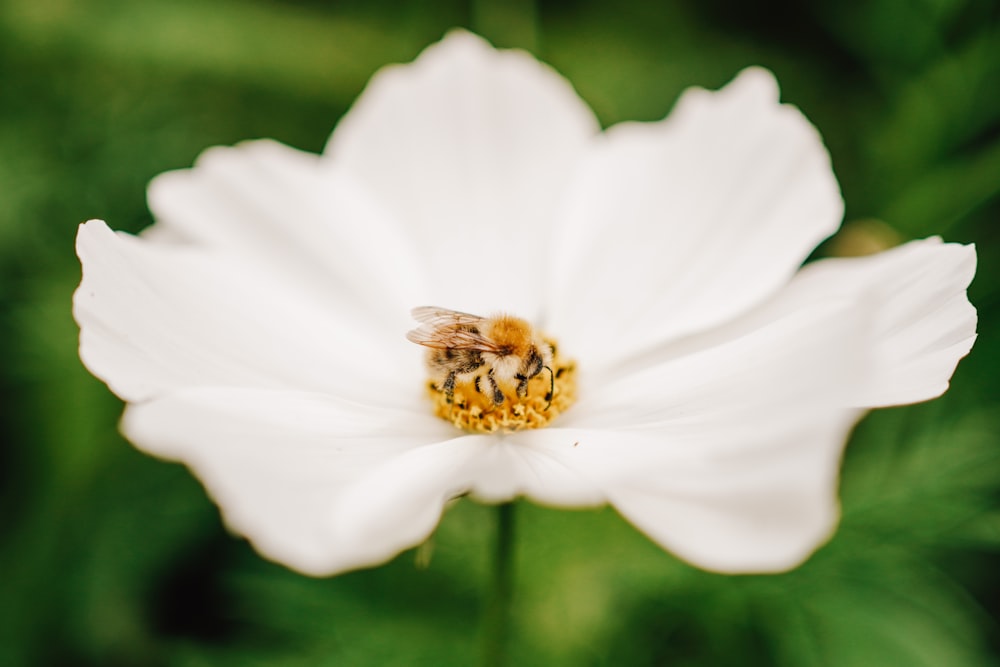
[74,30,977,576]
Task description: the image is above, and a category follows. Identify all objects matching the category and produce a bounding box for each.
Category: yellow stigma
[427,338,577,434]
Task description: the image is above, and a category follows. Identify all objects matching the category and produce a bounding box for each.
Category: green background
[2,0,999,665]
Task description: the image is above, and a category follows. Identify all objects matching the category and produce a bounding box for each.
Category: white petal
[338,430,609,534]
[122,387,464,576]
[325,30,600,318]
[331,432,609,559]
[782,238,977,406]
[546,67,843,371]
[567,297,866,431]
[543,297,869,572]
[465,432,608,507]
[74,220,418,404]
[332,437,490,565]
[147,139,428,321]
[597,238,977,411]
[601,412,858,573]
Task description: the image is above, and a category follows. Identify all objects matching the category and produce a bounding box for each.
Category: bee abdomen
[429,348,484,375]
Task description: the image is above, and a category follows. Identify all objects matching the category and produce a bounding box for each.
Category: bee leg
[442,371,458,404]
[487,369,505,406]
[514,373,529,398]
[543,365,554,410]
[513,349,544,400]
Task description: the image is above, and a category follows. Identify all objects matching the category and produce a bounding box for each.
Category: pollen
[426,338,577,434]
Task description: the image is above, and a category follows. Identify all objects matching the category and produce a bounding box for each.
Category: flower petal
[74,220,417,404]
[465,433,608,507]
[779,238,977,407]
[325,30,600,317]
[509,414,858,572]
[599,412,858,573]
[331,437,490,565]
[331,432,610,562]
[122,387,462,576]
[147,138,428,320]
[593,238,977,410]
[546,67,843,371]
[540,297,870,572]
[567,298,866,431]
[333,429,611,554]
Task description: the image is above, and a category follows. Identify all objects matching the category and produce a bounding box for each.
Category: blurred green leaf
[0,0,453,103]
[881,136,1000,237]
[767,558,990,667]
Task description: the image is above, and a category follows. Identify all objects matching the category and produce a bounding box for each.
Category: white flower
[74,30,977,577]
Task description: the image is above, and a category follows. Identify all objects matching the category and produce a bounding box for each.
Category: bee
[406,306,555,408]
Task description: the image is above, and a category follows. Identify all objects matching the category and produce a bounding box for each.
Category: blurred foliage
[1,0,999,665]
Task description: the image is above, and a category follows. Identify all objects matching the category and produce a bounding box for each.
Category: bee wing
[406,306,501,352]
[410,306,484,326]
[406,325,499,351]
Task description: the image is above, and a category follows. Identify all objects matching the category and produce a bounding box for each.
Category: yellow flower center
[426,337,577,433]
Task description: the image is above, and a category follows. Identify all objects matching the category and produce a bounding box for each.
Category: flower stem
[482,502,516,667]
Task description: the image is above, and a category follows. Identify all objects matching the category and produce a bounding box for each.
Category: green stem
[482,502,516,667]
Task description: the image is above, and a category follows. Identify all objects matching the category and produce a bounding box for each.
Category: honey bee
[406,306,554,408]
